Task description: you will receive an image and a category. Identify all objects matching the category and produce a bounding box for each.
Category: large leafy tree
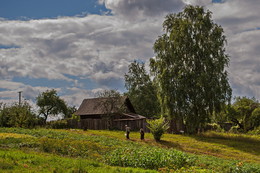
[36,89,67,123]
[150,5,232,134]
[124,61,160,118]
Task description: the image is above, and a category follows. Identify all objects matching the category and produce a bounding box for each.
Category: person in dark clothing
[125,125,130,139]
[140,128,145,140]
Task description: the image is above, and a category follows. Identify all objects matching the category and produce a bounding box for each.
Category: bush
[229,125,243,134]
[0,102,38,128]
[247,126,260,135]
[46,119,69,129]
[205,123,224,132]
[147,117,169,141]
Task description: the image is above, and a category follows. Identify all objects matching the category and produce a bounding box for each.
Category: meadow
[0,128,259,172]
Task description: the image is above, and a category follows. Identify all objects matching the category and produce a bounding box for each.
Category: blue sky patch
[0,0,110,20]
[13,76,73,88]
[0,45,20,49]
[212,0,224,3]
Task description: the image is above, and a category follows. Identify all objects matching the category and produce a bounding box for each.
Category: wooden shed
[72,96,147,131]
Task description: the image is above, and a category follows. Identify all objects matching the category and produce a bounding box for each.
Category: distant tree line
[0,89,77,128]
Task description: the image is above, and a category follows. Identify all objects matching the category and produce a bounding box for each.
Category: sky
[0,0,259,108]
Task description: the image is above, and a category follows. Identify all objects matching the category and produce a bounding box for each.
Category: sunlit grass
[0,132,34,139]
[84,129,260,163]
[0,149,156,173]
[0,127,259,172]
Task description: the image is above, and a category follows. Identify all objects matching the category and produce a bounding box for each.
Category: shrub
[46,119,69,129]
[247,126,260,135]
[206,123,224,132]
[229,125,242,134]
[147,117,169,141]
[0,102,38,128]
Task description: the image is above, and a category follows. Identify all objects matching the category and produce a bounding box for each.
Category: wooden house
[72,96,147,131]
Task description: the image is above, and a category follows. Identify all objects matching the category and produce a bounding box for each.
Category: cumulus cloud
[100,0,184,20]
[0,15,161,82]
[203,0,260,99]
[0,0,259,107]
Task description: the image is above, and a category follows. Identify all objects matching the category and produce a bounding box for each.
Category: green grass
[0,127,259,172]
[0,149,156,173]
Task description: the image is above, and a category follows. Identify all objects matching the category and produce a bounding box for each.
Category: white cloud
[101,0,184,20]
[0,0,259,107]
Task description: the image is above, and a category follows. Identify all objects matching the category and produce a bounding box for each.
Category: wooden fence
[67,119,149,132]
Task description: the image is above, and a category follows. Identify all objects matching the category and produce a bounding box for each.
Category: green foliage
[229,125,241,134]
[248,126,260,135]
[124,61,160,118]
[147,117,169,141]
[151,5,232,134]
[227,97,259,132]
[105,145,196,170]
[206,123,224,132]
[250,107,260,128]
[0,102,38,128]
[64,105,77,119]
[46,119,69,129]
[36,89,68,123]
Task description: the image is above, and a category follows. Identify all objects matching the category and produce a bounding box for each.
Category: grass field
[0,128,259,172]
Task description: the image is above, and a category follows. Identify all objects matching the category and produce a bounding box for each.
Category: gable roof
[75,96,136,116]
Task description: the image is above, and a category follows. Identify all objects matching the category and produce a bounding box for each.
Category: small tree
[97,89,123,129]
[147,117,169,141]
[0,101,38,128]
[36,89,67,123]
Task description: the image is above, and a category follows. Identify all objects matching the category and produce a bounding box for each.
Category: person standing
[140,128,145,140]
[125,125,130,139]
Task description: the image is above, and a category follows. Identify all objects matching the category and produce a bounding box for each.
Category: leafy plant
[105,145,196,170]
[147,117,169,141]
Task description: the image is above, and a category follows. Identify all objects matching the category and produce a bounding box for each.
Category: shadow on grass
[191,132,260,156]
[158,140,183,150]
[140,139,183,151]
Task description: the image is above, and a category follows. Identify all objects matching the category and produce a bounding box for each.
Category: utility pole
[18,91,22,105]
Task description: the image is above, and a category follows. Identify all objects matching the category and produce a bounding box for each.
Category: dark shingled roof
[75,96,136,116]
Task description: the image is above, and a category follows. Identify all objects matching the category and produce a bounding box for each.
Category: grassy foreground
[0,128,259,173]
